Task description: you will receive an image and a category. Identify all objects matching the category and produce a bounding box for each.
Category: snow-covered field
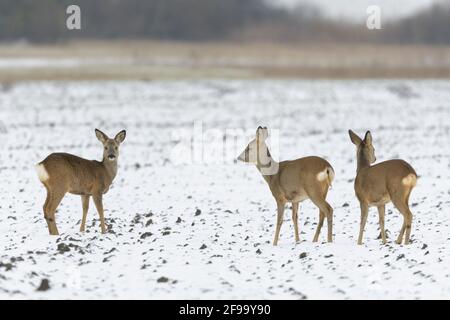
[0,80,449,299]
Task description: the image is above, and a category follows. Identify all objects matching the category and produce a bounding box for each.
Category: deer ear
[114,130,126,144]
[348,130,362,146]
[364,131,372,145]
[95,129,108,143]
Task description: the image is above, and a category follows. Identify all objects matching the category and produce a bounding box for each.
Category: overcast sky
[272,0,439,21]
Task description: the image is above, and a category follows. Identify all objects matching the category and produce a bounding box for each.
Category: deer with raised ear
[35,129,126,235]
[348,130,417,245]
[237,127,335,245]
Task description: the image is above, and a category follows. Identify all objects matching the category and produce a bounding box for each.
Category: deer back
[355,159,417,204]
[270,156,334,202]
[38,153,110,195]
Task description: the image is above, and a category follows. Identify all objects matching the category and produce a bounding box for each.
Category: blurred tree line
[0,0,449,44]
[0,0,283,41]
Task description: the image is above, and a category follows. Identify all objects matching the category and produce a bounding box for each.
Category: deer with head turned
[35,129,126,235]
[237,127,335,245]
[348,130,417,245]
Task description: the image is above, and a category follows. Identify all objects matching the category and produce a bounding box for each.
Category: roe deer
[237,127,335,245]
[348,130,417,245]
[35,129,126,235]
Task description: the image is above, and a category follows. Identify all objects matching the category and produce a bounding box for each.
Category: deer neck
[101,158,118,182]
[255,146,278,185]
[356,148,371,173]
[256,166,273,184]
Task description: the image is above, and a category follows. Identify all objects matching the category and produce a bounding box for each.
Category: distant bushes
[0,0,284,42]
[1,0,450,45]
[383,3,450,45]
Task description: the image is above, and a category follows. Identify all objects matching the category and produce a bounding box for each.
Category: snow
[0,79,449,299]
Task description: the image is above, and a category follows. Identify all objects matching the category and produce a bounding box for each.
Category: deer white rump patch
[35,163,49,182]
[402,173,417,187]
[317,167,335,185]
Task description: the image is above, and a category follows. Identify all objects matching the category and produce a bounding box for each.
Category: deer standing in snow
[348,130,417,245]
[35,129,126,235]
[237,127,335,245]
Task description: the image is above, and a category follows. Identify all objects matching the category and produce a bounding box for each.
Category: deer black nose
[108,154,116,160]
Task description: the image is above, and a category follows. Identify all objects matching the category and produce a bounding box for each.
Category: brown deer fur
[348,130,417,245]
[237,127,335,245]
[35,129,126,235]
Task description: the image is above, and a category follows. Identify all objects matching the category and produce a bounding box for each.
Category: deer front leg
[93,194,106,234]
[377,205,387,244]
[357,202,369,245]
[292,202,300,243]
[273,200,285,246]
[80,195,90,232]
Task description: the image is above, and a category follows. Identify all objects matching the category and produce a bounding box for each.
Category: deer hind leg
[313,210,325,243]
[309,190,333,243]
[45,189,66,236]
[377,205,387,244]
[403,190,414,245]
[396,218,406,244]
[93,194,106,234]
[392,197,413,245]
[394,211,410,245]
[43,188,52,234]
[80,195,90,232]
[357,202,369,245]
[404,207,413,244]
[292,202,300,243]
[273,200,285,246]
